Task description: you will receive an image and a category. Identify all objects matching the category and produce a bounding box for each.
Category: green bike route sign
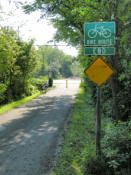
[84,22,115,46]
[84,47,115,55]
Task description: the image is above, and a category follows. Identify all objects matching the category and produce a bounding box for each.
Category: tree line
[0,27,81,105]
[0,27,38,104]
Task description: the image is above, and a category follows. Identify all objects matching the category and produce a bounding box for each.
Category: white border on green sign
[84,22,116,46]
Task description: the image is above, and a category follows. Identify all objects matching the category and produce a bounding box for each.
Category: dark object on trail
[36,81,49,91]
[48,78,53,87]
[43,81,48,90]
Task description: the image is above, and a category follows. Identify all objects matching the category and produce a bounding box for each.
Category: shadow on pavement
[0,94,75,175]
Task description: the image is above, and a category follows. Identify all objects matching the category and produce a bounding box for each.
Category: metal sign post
[96,86,101,156]
[84,56,115,157]
[66,80,68,88]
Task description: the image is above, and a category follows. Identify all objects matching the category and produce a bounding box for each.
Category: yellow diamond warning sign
[84,56,115,86]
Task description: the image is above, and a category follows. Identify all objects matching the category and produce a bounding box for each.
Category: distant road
[54,79,81,89]
[0,79,80,175]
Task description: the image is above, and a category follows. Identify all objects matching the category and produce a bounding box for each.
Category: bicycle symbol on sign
[88,25,112,39]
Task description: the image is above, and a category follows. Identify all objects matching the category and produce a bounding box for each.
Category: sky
[0,0,78,56]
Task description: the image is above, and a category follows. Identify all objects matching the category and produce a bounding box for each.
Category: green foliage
[52,87,97,175]
[83,155,107,175]
[0,26,80,105]
[52,86,131,175]
[0,83,7,103]
[0,27,39,104]
[0,91,42,115]
[70,59,82,77]
[102,120,131,173]
[36,46,81,78]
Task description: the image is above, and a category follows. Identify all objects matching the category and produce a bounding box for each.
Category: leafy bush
[102,120,131,174]
[82,120,131,175]
[30,77,48,91]
[24,83,36,96]
[83,156,107,175]
[0,83,7,103]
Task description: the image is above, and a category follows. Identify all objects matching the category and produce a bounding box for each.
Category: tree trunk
[110,75,119,120]
[109,0,121,120]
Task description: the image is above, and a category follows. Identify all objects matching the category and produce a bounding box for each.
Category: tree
[0,27,20,101]
[35,46,78,79]
[0,27,39,103]
[13,39,39,96]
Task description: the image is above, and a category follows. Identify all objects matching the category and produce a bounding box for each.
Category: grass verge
[51,86,97,175]
[0,91,46,115]
[51,85,131,175]
[0,85,56,115]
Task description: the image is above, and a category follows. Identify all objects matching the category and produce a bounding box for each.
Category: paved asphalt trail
[0,79,80,175]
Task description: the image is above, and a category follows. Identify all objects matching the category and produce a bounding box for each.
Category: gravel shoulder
[0,79,80,175]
